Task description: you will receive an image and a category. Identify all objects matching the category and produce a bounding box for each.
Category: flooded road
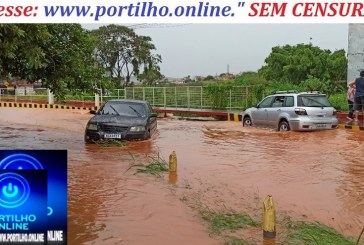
[0,108,363,244]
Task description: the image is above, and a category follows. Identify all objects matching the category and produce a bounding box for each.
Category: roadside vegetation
[192,206,361,245]
[136,156,168,175]
[178,182,362,245]
[283,221,358,245]
[125,153,169,175]
[0,24,163,101]
[0,26,348,111]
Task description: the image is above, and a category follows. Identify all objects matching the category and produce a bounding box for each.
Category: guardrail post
[163,87,166,108]
[99,88,103,104]
[187,86,190,109]
[175,87,177,108]
[246,86,249,109]
[47,89,54,105]
[95,93,100,107]
[230,89,232,110]
[143,87,145,101]
[201,86,203,109]
[152,87,155,106]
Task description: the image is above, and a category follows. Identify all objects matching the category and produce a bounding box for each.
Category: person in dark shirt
[349,70,364,122]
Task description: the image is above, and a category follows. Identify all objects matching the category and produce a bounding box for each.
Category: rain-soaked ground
[0,108,363,245]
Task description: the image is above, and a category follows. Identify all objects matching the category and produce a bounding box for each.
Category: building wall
[347,24,364,83]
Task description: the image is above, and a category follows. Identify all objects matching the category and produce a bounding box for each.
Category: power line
[125,23,191,29]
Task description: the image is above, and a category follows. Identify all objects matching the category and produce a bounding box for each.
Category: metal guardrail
[0,87,48,103]
[100,86,260,111]
[0,86,262,111]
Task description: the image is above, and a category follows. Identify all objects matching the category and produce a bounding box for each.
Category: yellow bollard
[168,151,177,185]
[169,151,177,172]
[263,195,276,238]
[168,172,178,185]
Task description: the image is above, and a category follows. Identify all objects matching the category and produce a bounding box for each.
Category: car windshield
[100,102,147,117]
[297,95,332,107]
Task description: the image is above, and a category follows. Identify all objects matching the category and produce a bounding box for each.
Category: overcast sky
[85,24,349,78]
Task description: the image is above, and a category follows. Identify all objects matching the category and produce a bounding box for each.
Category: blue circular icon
[0,154,44,170]
[0,173,30,208]
[47,206,53,216]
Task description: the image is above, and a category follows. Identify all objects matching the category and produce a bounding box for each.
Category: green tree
[204,75,215,81]
[41,24,101,99]
[0,24,102,100]
[0,24,51,77]
[259,44,347,85]
[138,69,164,86]
[234,71,267,86]
[92,24,162,87]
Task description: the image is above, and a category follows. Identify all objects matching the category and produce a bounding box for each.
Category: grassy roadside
[124,153,169,176]
[195,207,359,245]
[136,155,168,175]
[283,221,357,245]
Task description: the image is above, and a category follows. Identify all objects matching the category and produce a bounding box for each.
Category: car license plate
[315,123,327,129]
[104,133,121,139]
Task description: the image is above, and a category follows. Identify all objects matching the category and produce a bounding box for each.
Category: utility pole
[227,64,230,74]
[347,24,364,84]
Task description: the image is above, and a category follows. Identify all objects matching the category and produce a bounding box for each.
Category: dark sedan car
[84,99,157,143]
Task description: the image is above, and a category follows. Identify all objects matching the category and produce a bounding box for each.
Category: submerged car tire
[278,120,290,131]
[143,130,151,140]
[84,138,92,144]
[84,135,94,144]
[243,116,253,127]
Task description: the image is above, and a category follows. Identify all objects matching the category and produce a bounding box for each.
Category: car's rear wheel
[278,120,290,131]
[243,116,253,127]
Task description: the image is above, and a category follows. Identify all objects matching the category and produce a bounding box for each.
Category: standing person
[349,70,364,122]
[347,83,356,121]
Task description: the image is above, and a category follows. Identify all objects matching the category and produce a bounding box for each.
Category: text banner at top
[0,0,363,23]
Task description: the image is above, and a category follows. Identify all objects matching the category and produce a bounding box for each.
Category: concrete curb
[0,102,99,111]
[338,123,364,131]
[228,113,242,122]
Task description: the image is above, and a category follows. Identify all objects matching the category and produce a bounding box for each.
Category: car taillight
[333,110,337,116]
[294,108,307,115]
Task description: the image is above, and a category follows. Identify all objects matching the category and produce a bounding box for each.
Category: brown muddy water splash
[0,108,363,244]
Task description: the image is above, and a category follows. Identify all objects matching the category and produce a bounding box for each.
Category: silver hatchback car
[242,91,338,131]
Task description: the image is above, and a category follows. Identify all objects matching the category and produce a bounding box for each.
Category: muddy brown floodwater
[0,108,363,245]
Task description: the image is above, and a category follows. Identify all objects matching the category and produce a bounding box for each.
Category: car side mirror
[89,110,97,115]
[150,112,158,118]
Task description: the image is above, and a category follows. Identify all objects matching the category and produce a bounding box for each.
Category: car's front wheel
[84,137,92,144]
[143,130,151,140]
[278,120,290,131]
[243,116,253,127]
